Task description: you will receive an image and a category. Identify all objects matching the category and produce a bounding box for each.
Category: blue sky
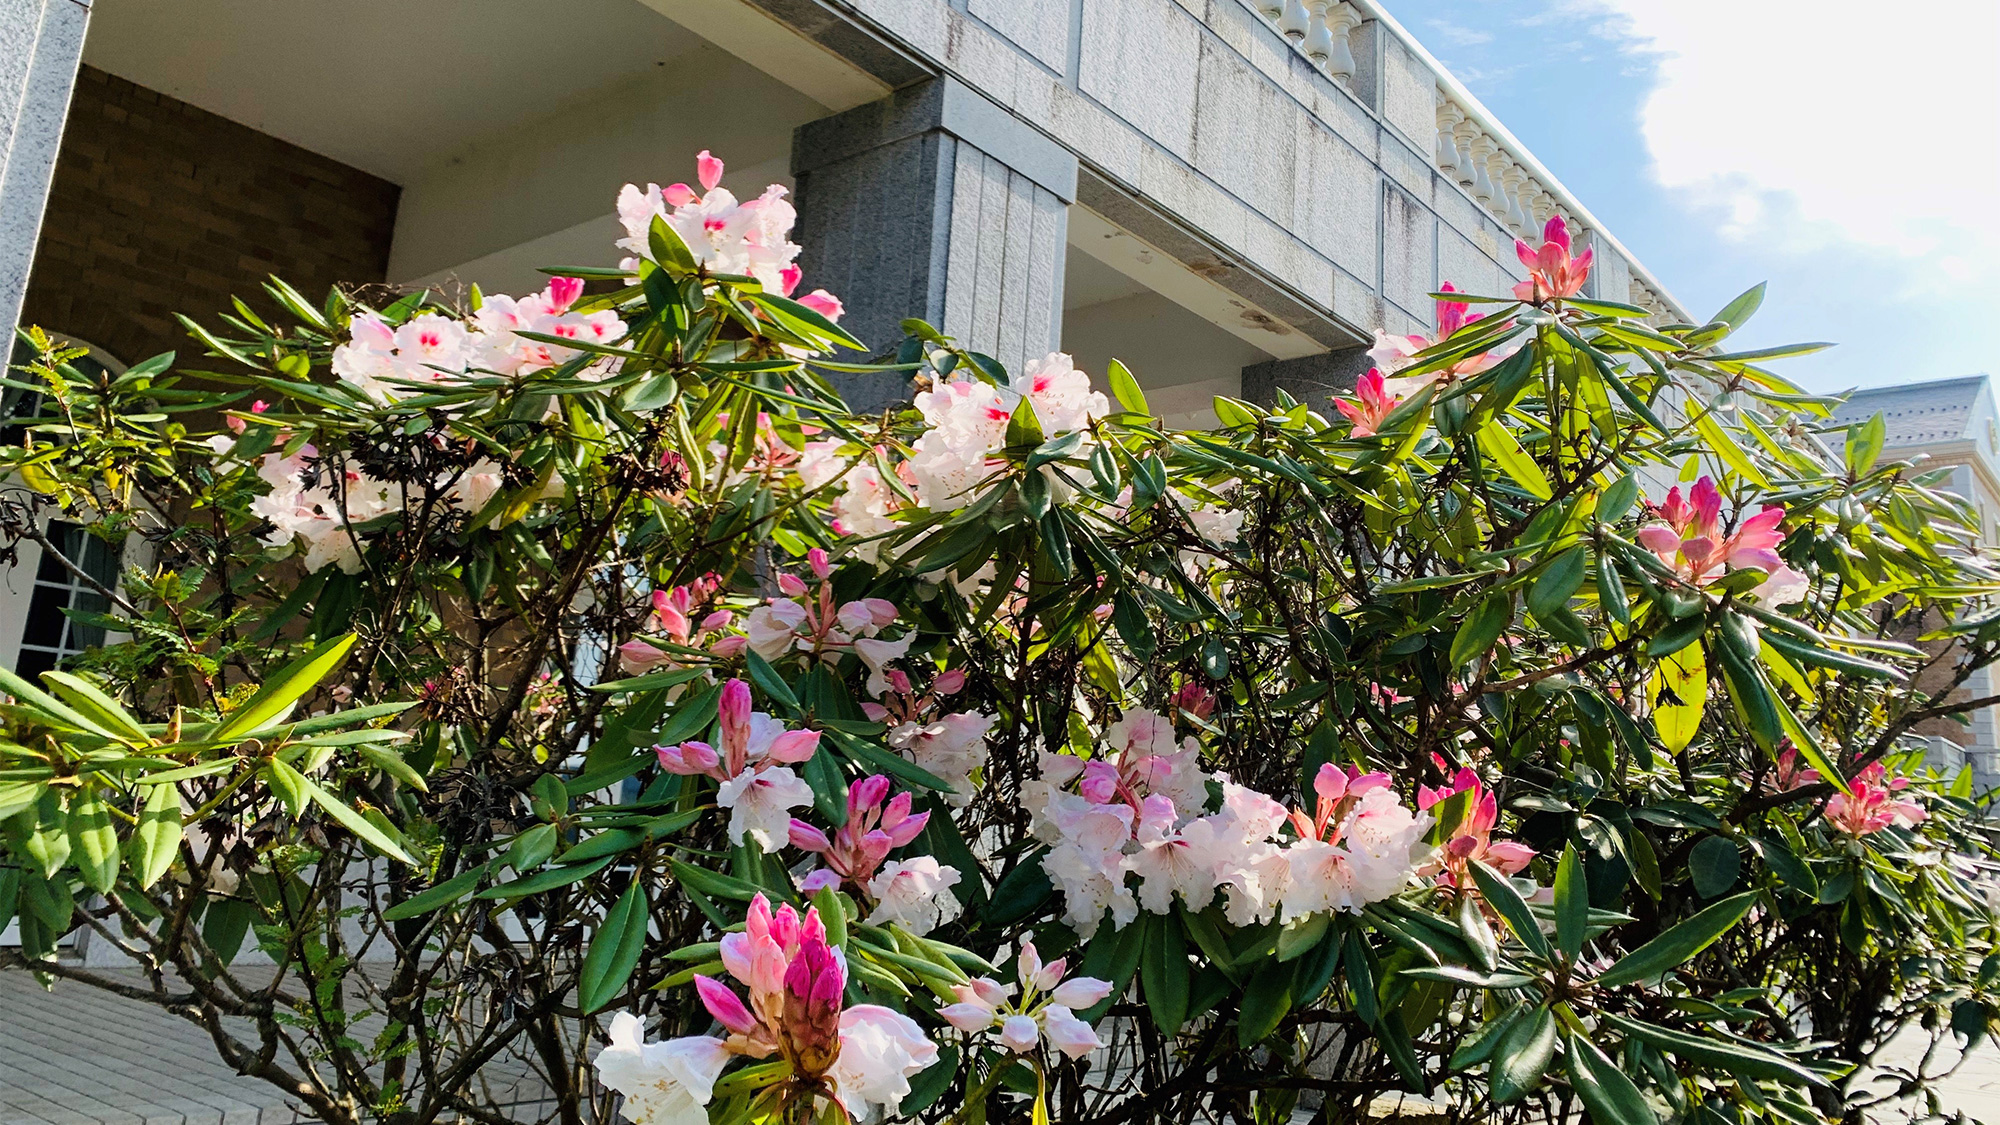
[1384,0,2000,394]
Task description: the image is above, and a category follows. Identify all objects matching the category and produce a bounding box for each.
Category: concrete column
[1241,346,1372,409]
[0,0,88,342]
[792,77,1078,409]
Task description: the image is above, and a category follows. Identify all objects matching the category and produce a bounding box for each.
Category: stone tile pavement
[0,967,559,1125]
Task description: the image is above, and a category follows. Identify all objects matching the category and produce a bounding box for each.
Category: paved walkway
[0,968,559,1125]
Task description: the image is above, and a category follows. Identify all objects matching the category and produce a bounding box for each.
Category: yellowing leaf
[1475,421,1552,500]
[1649,644,1706,753]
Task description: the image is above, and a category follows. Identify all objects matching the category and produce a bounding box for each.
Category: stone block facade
[19,66,398,366]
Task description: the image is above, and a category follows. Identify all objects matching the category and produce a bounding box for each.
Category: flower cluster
[597,895,936,1124]
[1025,710,1430,936]
[745,549,908,695]
[1636,476,1807,604]
[653,679,819,852]
[620,577,733,676]
[905,353,1109,511]
[332,276,625,402]
[1827,761,1927,837]
[1416,757,1535,890]
[939,940,1110,1059]
[790,774,965,935]
[1513,215,1594,304]
[862,669,993,805]
[799,440,902,555]
[248,446,399,574]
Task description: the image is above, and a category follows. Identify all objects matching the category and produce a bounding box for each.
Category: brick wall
[18,66,399,367]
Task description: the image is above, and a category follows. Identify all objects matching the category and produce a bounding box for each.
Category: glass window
[15,520,120,679]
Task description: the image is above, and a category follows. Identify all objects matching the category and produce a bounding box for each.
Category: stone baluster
[1482,144,1512,221]
[1435,96,1464,176]
[1468,133,1499,207]
[1303,2,1334,65]
[1324,2,1364,86]
[1450,117,1478,189]
[1529,190,1556,232]
[1256,0,1284,17]
[1500,164,1530,233]
[1278,0,1310,40]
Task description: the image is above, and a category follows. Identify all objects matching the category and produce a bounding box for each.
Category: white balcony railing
[1246,0,1684,323]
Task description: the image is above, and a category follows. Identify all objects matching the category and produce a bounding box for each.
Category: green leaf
[1597,890,1758,987]
[41,671,149,746]
[744,649,800,715]
[1846,413,1887,476]
[1491,1005,1557,1104]
[1690,408,1771,488]
[1710,282,1766,336]
[1688,836,1742,899]
[1554,843,1588,959]
[1566,1032,1659,1125]
[214,633,358,742]
[1237,957,1294,1046]
[1006,395,1045,448]
[298,774,418,864]
[132,780,182,889]
[1709,342,1834,363]
[66,788,119,893]
[1648,646,1706,753]
[1528,548,1587,620]
[476,857,613,900]
[1141,912,1190,1033]
[383,862,492,921]
[1476,421,1552,499]
[1451,593,1512,668]
[1108,358,1150,416]
[1469,860,1551,960]
[1599,1012,1827,1088]
[578,879,650,1013]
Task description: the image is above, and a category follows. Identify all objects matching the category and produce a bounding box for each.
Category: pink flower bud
[664,183,698,207]
[777,573,809,597]
[618,639,669,675]
[1079,762,1121,805]
[225,414,247,435]
[709,635,748,658]
[934,669,966,695]
[700,609,734,632]
[886,810,929,848]
[999,1014,1041,1053]
[859,702,889,723]
[940,1002,998,1032]
[696,150,724,192]
[778,264,802,298]
[766,729,822,764]
[719,679,752,757]
[885,669,914,697]
[863,599,899,627]
[807,548,833,579]
[879,791,914,831]
[968,978,1012,1006]
[547,276,585,312]
[1049,976,1113,1009]
[1312,762,1348,803]
[798,289,846,323]
[1017,941,1045,990]
[799,868,841,893]
[694,975,759,1036]
[789,819,833,853]
[849,774,892,817]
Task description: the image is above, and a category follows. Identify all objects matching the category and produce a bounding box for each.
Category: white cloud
[1424,18,1493,46]
[1573,0,2000,295]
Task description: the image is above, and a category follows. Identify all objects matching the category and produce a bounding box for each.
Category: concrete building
[0,0,1692,1119]
[1833,376,2000,789]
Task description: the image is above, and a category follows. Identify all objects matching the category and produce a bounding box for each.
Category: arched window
[2,334,128,677]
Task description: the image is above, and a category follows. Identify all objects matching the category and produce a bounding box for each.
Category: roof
[1831,375,1993,447]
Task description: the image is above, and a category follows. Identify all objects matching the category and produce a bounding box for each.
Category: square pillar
[0,0,89,341]
[792,77,1077,409]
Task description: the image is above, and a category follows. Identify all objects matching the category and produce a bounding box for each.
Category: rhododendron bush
[5,155,2000,1125]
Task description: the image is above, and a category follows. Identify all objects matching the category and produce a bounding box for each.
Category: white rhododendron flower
[592,1013,731,1125]
[864,856,964,935]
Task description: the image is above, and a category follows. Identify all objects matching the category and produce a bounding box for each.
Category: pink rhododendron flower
[906,354,1107,512]
[653,679,818,852]
[1417,755,1534,891]
[616,151,803,295]
[1277,763,1431,921]
[1335,368,1401,437]
[741,550,905,691]
[797,289,844,322]
[1512,215,1594,304]
[1366,283,1517,399]
[862,668,993,805]
[788,773,933,889]
[600,895,937,1122]
[1826,761,1927,837]
[1635,476,1806,602]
